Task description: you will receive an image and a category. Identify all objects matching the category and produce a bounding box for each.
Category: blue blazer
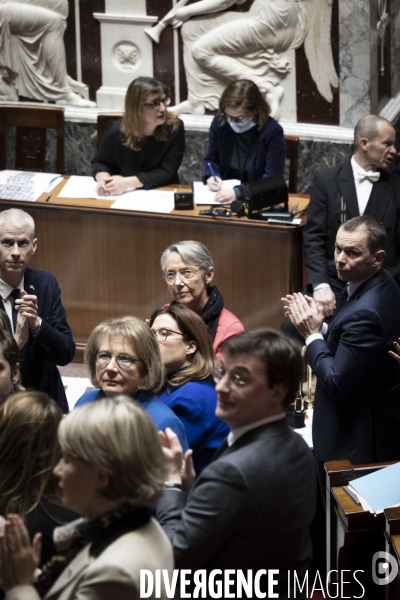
[159,380,229,473]
[75,389,188,452]
[202,114,286,196]
[307,269,400,465]
[0,267,75,413]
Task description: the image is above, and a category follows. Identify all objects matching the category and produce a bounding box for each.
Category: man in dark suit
[303,114,399,319]
[0,208,75,412]
[157,329,316,599]
[283,216,400,484]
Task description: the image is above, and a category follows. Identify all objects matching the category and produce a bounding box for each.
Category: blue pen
[208,162,218,183]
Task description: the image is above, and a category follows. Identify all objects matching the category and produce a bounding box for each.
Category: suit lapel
[327,270,387,337]
[46,545,91,599]
[337,162,359,219]
[364,171,393,223]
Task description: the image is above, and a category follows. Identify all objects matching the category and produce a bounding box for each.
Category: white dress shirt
[228,413,285,446]
[351,155,380,215]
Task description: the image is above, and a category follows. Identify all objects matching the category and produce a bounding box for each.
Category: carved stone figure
[148,0,338,118]
[0,0,95,107]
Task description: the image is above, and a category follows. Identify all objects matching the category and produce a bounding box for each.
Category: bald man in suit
[303,115,400,318]
[0,208,74,412]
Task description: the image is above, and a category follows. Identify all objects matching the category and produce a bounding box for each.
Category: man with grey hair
[302,114,399,318]
[0,208,74,412]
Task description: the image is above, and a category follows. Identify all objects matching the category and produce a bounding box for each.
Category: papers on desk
[111,190,175,214]
[58,176,115,200]
[58,175,175,213]
[193,179,240,205]
[345,462,400,514]
[0,170,61,201]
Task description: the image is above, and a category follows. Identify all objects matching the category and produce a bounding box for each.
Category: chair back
[97,113,124,148]
[0,104,64,172]
[285,134,299,194]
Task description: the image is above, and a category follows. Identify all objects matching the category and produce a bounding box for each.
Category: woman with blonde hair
[0,391,76,566]
[0,397,174,599]
[92,76,185,195]
[150,303,228,473]
[75,316,188,450]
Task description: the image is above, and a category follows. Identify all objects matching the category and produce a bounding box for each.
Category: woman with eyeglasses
[202,79,286,204]
[150,304,229,473]
[74,316,188,451]
[160,240,244,358]
[92,76,185,196]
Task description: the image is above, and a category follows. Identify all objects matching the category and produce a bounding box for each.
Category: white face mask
[228,119,256,134]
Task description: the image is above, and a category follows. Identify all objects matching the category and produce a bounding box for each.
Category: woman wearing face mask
[202,79,286,204]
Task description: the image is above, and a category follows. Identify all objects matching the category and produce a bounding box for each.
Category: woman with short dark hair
[93,76,185,195]
[202,78,286,203]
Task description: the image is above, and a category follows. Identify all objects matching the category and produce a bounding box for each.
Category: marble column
[390,0,400,97]
[339,0,371,127]
[94,0,157,109]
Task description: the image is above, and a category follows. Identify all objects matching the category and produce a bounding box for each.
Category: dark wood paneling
[0,194,303,344]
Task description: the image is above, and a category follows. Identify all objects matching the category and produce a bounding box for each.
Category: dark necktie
[9,288,34,388]
[334,284,349,314]
[10,288,20,333]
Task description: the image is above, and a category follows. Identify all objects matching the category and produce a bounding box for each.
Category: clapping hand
[0,514,41,591]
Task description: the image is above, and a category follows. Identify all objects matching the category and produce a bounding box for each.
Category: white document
[111,190,175,214]
[0,170,61,201]
[193,179,241,205]
[58,175,116,200]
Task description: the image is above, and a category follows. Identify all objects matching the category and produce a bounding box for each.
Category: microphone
[231,200,245,217]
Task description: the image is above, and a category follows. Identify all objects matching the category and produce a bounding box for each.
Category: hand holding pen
[206,163,222,192]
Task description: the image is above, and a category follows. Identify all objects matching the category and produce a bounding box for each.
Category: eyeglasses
[225,114,250,124]
[163,268,200,284]
[212,367,248,389]
[96,351,143,370]
[152,328,185,343]
[144,97,171,109]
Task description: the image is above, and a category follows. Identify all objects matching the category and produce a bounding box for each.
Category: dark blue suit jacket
[307,269,400,464]
[202,114,286,197]
[0,267,75,413]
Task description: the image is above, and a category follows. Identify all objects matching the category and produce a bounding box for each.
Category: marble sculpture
[0,0,95,107]
[148,0,339,118]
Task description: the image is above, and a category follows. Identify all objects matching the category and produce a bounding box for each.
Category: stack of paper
[0,170,61,201]
[193,179,240,205]
[346,462,400,514]
[58,175,175,214]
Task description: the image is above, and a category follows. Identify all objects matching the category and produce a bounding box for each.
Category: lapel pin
[30,285,35,291]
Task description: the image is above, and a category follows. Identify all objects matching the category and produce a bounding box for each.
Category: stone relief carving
[113,42,139,72]
[147,0,339,119]
[0,0,95,107]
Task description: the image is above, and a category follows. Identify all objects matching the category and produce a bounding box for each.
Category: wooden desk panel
[0,182,306,345]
